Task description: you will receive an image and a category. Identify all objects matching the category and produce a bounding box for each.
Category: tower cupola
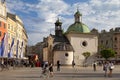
[74,9,82,23]
[55,18,63,36]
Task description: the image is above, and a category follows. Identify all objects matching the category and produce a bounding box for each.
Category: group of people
[93,61,114,77]
[40,60,61,78]
[40,60,115,78]
[40,61,53,78]
[103,61,114,77]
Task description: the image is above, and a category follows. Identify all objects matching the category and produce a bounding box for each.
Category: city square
[0,0,120,80]
[0,65,120,80]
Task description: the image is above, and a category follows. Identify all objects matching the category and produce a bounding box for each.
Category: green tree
[82,52,91,67]
[100,49,115,60]
[82,52,91,60]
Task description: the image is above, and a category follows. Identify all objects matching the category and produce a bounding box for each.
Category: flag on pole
[20,41,23,58]
[8,38,14,58]
[0,34,5,57]
[0,33,8,57]
[16,40,19,58]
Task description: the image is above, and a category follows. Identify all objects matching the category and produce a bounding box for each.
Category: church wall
[53,51,73,65]
[43,47,48,62]
[66,33,98,66]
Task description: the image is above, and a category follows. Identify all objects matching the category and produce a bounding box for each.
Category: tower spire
[77,5,79,12]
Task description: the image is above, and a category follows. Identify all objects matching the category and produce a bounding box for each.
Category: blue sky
[6,0,120,45]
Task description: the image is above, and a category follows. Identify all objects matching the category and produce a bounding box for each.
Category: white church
[43,10,98,66]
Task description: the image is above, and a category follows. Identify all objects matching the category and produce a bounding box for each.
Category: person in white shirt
[108,61,114,77]
[103,61,109,77]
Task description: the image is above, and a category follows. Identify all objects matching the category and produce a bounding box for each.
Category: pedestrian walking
[49,63,53,77]
[57,60,60,71]
[72,60,75,68]
[103,61,108,77]
[93,61,97,71]
[108,61,114,77]
[40,61,49,78]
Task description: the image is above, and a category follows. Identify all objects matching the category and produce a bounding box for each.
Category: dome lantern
[74,9,82,23]
[54,18,63,36]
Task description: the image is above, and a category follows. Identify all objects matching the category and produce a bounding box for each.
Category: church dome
[53,43,73,51]
[67,22,90,33]
[66,10,90,33]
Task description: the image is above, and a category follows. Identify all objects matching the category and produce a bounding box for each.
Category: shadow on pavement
[55,72,120,78]
[15,76,40,78]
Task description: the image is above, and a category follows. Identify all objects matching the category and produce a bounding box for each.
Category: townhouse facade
[0,1,28,58]
[0,1,6,41]
[98,28,120,60]
[7,13,28,58]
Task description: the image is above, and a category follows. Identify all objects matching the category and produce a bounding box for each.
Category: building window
[114,37,117,41]
[8,24,10,29]
[11,26,13,31]
[3,33,5,36]
[0,22,1,27]
[4,24,6,29]
[65,53,69,57]
[101,40,103,44]
[81,41,87,47]
[106,40,108,45]
[0,31,1,37]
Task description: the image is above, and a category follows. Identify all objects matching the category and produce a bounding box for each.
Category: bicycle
[0,64,9,72]
[40,67,49,78]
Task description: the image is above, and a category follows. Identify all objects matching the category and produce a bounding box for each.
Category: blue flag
[0,35,5,57]
[16,40,19,58]
[0,33,8,57]
[8,38,14,58]
[20,41,24,58]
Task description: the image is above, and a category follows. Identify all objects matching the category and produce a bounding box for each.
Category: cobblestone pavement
[0,65,120,80]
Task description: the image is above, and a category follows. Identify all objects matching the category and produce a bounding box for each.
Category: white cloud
[36,0,69,23]
[6,0,120,45]
[81,0,120,31]
[6,0,30,13]
[28,32,48,45]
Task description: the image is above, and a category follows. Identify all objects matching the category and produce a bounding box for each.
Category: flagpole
[8,38,14,58]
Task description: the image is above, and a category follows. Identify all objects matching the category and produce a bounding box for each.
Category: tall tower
[55,18,62,36]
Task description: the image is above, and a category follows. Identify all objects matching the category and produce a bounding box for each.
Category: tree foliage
[82,52,91,59]
[100,49,115,60]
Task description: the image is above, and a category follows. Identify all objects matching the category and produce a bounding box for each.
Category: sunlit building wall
[7,13,28,58]
[0,1,7,42]
[22,27,28,57]
[7,13,17,57]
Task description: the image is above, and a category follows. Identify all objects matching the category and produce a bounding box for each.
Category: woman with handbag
[108,61,114,77]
